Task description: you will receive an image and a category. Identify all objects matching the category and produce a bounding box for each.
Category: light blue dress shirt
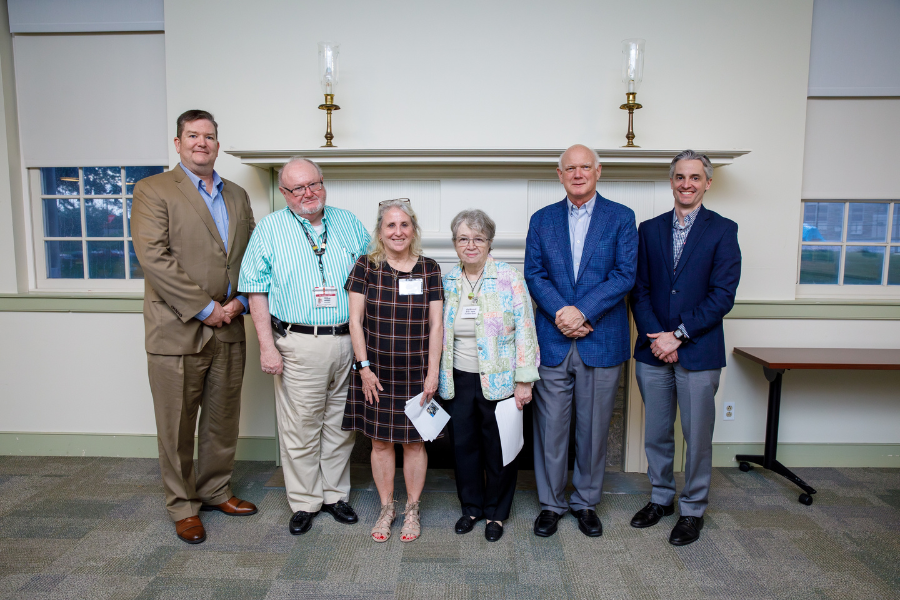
[567,194,596,281]
[179,163,249,321]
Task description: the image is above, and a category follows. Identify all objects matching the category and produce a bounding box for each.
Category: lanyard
[291,212,328,285]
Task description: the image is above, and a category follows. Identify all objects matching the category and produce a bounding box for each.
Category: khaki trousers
[147,335,246,522]
[274,330,355,512]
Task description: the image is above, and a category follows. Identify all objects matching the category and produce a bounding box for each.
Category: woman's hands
[422,370,439,405]
[514,382,532,410]
[360,367,383,404]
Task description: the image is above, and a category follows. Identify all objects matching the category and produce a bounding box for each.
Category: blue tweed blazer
[630,205,741,371]
[524,194,638,368]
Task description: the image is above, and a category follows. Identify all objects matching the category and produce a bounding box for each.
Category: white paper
[494,397,524,466]
[404,393,451,442]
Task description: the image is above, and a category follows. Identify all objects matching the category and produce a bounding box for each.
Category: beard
[291,196,325,216]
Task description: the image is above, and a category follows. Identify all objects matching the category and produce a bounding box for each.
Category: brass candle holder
[619,92,642,148]
[318,93,341,147]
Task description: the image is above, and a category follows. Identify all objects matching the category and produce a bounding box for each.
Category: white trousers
[274,330,355,512]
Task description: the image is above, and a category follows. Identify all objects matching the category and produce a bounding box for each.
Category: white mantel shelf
[225,148,751,179]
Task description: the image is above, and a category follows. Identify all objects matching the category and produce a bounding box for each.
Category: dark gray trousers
[635,361,721,517]
[533,341,621,513]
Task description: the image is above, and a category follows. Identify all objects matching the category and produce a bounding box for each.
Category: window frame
[796,199,900,299]
[29,167,160,291]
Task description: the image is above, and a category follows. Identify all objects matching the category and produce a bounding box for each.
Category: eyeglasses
[455,236,489,247]
[281,181,324,197]
[379,198,410,206]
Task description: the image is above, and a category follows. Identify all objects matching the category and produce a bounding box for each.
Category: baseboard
[0,432,277,461]
[712,443,900,468]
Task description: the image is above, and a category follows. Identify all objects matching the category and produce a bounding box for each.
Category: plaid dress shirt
[672,206,701,338]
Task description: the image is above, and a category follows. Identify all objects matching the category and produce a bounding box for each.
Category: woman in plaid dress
[343,199,444,543]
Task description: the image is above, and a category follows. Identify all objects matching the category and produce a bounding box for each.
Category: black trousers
[446,369,518,521]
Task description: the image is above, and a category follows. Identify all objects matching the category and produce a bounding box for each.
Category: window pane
[127,198,133,237]
[125,166,165,194]
[45,240,83,278]
[892,203,900,243]
[128,241,144,279]
[85,198,124,237]
[846,202,888,242]
[87,241,126,279]
[83,167,122,196]
[799,245,841,284]
[40,167,79,195]
[802,202,843,242]
[843,246,885,285]
[42,198,82,237]
[889,247,900,285]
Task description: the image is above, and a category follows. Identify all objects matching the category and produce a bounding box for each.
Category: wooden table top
[733,347,900,370]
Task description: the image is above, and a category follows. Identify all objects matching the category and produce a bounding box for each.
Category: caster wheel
[799,493,813,506]
[739,462,752,472]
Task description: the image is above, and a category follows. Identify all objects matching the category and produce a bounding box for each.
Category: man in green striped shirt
[239,156,370,535]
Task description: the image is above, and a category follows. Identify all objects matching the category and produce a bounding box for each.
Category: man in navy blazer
[629,150,741,546]
[525,144,637,538]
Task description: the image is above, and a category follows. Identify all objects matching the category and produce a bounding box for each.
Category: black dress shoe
[669,515,704,546]
[533,510,563,537]
[289,510,318,535]
[570,508,602,537]
[455,515,482,534]
[485,521,503,542]
[630,501,675,529]
[321,501,358,524]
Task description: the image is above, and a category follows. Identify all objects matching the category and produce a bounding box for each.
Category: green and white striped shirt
[238,205,371,325]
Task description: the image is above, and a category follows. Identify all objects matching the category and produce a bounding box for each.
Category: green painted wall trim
[1,294,899,319]
[713,443,900,468]
[0,433,277,462]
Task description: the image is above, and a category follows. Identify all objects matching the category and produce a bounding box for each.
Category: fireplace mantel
[226,148,750,179]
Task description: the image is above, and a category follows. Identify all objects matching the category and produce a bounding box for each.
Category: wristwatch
[673,328,687,342]
[351,360,371,371]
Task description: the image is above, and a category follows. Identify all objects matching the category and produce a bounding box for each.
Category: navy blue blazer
[524,194,637,368]
[630,204,741,371]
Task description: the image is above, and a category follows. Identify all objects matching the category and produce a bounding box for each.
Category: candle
[318,42,340,95]
[621,39,645,94]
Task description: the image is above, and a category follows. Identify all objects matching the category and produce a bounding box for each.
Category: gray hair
[450,209,496,244]
[558,144,602,170]
[278,156,323,187]
[669,150,713,180]
[367,199,423,267]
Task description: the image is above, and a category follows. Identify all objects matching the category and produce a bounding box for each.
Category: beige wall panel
[802,98,900,199]
[163,0,813,300]
[719,319,900,445]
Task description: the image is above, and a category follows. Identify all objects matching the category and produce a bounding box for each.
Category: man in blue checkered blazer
[524,144,638,538]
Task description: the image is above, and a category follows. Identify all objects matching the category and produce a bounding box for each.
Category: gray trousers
[533,341,622,514]
[635,361,721,517]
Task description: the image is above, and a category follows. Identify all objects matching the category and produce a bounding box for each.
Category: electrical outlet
[723,401,735,421]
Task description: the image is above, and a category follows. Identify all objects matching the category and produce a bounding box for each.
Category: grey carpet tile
[1,457,899,600]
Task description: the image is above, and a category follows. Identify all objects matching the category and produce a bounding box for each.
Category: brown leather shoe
[200,496,258,516]
[175,516,206,544]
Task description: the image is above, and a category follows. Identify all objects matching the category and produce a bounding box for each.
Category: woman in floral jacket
[439,209,540,542]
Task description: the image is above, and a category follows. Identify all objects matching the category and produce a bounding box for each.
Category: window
[33,166,164,289]
[798,201,900,288]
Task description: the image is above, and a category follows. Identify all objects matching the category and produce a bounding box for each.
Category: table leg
[735,367,818,505]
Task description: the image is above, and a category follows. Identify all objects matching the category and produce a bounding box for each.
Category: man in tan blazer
[131,109,257,544]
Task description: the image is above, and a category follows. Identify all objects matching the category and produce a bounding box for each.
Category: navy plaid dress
[342,255,444,442]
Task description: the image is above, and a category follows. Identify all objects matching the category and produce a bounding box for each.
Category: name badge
[399,278,423,296]
[315,286,338,308]
[460,305,479,319]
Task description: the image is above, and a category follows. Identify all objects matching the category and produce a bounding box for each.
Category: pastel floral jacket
[439,256,540,401]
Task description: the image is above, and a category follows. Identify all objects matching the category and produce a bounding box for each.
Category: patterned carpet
[0,456,898,599]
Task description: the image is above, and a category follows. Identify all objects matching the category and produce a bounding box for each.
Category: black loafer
[570,508,602,537]
[669,515,704,546]
[455,515,482,534]
[321,500,358,524]
[485,521,503,542]
[289,510,318,535]
[533,510,563,537]
[630,501,675,529]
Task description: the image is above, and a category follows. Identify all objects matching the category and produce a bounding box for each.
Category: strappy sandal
[400,500,421,542]
[371,501,395,543]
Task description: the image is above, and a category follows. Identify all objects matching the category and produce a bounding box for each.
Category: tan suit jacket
[131,164,255,355]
